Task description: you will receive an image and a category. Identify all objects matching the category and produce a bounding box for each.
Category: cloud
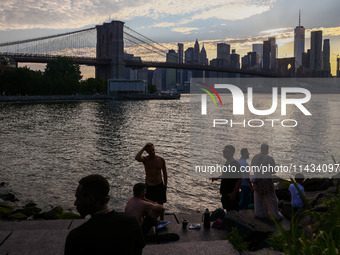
[153,22,176,28]
[0,0,275,30]
[171,27,199,34]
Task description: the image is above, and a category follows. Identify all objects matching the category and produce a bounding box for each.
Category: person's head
[294,173,304,184]
[260,143,269,155]
[240,148,250,159]
[133,183,147,198]
[74,174,110,217]
[145,142,155,157]
[223,145,235,160]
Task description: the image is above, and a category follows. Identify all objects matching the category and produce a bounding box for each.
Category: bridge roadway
[1,52,280,77]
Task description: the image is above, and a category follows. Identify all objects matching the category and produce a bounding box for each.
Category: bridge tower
[95,21,125,80]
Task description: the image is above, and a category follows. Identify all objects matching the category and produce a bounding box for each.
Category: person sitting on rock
[125,183,166,237]
[288,173,306,216]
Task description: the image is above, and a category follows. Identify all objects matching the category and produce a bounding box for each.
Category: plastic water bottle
[203,208,210,229]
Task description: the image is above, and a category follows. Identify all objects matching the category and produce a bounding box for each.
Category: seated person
[64,174,145,255]
[288,173,306,215]
[125,183,166,236]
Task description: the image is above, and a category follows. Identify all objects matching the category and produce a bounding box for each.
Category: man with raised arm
[135,143,167,220]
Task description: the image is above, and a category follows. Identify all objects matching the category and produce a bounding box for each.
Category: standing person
[238,148,253,210]
[135,143,167,220]
[213,145,242,212]
[288,173,306,216]
[125,183,166,236]
[251,143,283,221]
[64,174,145,255]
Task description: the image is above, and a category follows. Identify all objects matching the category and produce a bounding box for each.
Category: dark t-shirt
[220,160,241,195]
[64,210,145,255]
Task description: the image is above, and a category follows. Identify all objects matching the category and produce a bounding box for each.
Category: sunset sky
[1,0,340,77]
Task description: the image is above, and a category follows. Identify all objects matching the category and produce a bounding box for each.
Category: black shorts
[145,182,167,204]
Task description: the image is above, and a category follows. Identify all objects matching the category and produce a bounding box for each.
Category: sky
[1,0,340,77]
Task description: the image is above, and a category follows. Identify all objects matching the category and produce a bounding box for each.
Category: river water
[1,94,340,214]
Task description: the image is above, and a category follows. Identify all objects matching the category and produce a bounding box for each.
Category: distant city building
[294,11,305,69]
[177,43,184,87]
[302,49,311,70]
[230,49,240,69]
[193,39,200,63]
[241,55,249,70]
[185,47,194,64]
[269,37,277,72]
[200,44,208,65]
[337,57,340,77]
[322,39,331,75]
[310,30,323,71]
[217,43,230,61]
[262,37,277,72]
[166,49,178,90]
[178,43,184,64]
[252,44,263,67]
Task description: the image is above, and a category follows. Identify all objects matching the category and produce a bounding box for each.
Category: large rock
[0,193,19,202]
[303,178,333,191]
[223,210,286,250]
[278,200,293,219]
[275,189,290,202]
[0,202,17,219]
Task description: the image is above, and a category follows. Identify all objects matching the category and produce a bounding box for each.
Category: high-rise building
[230,49,240,69]
[166,50,178,90]
[178,43,184,64]
[294,10,305,68]
[269,37,277,72]
[337,57,340,77]
[252,44,263,67]
[217,43,230,60]
[241,55,249,70]
[322,39,330,74]
[193,39,200,63]
[200,44,208,65]
[248,52,259,69]
[177,43,184,87]
[185,47,194,63]
[310,30,323,71]
[262,40,271,71]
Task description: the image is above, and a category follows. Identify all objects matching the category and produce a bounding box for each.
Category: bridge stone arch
[96,21,125,80]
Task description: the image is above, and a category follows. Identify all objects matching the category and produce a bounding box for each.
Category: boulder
[0,193,19,202]
[278,200,293,220]
[0,202,17,219]
[34,206,64,220]
[304,178,333,192]
[275,189,290,202]
[223,210,281,250]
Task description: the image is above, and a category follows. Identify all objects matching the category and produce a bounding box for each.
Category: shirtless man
[125,183,165,236]
[135,143,167,220]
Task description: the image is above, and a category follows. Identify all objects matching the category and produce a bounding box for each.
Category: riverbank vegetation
[0,57,106,96]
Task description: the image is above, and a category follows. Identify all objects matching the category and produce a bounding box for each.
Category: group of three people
[65,143,167,255]
[217,143,283,221]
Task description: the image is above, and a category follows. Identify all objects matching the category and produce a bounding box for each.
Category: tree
[44,56,82,94]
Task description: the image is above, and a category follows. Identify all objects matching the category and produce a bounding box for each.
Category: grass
[272,178,340,255]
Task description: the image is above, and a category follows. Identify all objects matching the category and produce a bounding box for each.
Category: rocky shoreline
[0,182,80,221]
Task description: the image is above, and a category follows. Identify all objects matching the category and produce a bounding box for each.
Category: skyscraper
[200,44,208,65]
[294,10,305,68]
[217,43,230,60]
[263,40,271,71]
[269,37,277,71]
[337,57,340,77]
[193,39,200,63]
[310,30,323,71]
[178,43,184,64]
[322,39,330,74]
[252,44,263,67]
[166,50,178,90]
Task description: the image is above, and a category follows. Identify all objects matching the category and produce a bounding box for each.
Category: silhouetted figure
[64,174,145,255]
[135,143,168,220]
[125,183,166,236]
[238,148,253,210]
[251,144,283,220]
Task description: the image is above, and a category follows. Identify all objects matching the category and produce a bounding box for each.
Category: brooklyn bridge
[0,20,279,79]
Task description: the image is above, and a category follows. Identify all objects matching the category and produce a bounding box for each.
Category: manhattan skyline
[1,0,339,76]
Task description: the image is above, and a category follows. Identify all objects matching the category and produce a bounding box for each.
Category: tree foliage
[0,57,109,96]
